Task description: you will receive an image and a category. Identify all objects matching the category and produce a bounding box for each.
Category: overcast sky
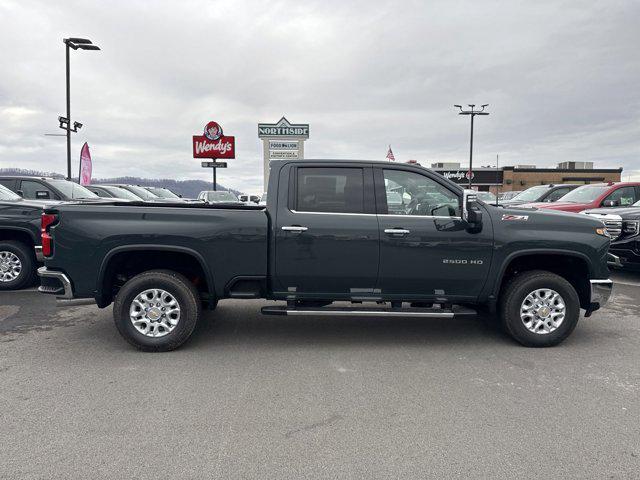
[0,0,638,193]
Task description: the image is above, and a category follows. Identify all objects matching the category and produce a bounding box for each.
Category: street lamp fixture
[59,37,100,181]
[454,104,489,188]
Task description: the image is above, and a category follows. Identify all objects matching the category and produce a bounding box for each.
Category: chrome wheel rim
[520,288,566,335]
[129,288,181,337]
[0,251,22,282]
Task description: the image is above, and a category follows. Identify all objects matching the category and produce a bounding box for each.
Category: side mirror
[462,189,483,229]
[178,194,183,198]
[16,190,24,197]
[602,199,618,208]
[35,191,50,199]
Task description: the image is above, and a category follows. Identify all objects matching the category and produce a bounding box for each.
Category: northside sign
[192,121,236,159]
[258,117,309,138]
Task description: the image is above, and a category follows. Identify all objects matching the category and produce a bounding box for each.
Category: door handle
[282,226,308,233]
[384,228,410,236]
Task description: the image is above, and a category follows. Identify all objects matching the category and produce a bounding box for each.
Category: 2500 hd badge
[443,259,484,265]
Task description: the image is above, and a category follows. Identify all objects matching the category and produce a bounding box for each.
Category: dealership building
[430,161,623,194]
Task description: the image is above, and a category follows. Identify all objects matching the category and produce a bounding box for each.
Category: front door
[274,164,379,298]
[375,167,493,301]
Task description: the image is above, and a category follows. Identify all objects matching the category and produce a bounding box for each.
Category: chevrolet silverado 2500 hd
[38,160,613,351]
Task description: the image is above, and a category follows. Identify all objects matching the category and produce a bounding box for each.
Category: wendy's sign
[193,121,235,159]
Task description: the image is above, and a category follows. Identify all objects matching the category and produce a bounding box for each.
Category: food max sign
[258,117,309,138]
[192,121,235,159]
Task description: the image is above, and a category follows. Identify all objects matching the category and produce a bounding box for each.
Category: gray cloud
[0,0,638,193]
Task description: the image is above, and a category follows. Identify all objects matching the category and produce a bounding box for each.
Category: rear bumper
[37,267,73,299]
[34,246,44,262]
[589,279,613,311]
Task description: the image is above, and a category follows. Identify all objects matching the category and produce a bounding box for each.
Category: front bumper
[588,279,613,312]
[37,267,73,299]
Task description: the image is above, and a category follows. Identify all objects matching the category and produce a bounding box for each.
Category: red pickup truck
[521,182,640,213]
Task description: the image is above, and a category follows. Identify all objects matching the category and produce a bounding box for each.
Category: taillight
[41,213,58,257]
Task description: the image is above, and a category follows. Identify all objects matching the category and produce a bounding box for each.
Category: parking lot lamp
[60,38,100,181]
[454,104,490,188]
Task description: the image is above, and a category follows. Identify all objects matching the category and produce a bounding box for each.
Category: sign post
[193,121,235,191]
[258,117,309,191]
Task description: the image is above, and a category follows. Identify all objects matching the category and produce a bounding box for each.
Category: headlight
[596,227,610,238]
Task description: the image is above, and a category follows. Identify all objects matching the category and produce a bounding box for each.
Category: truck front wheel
[499,270,580,347]
[113,270,201,351]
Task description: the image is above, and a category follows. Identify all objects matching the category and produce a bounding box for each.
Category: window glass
[19,180,57,200]
[90,187,111,198]
[0,179,14,189]
[148,187,180,199]
[46,179,96,199]
[206,191,238,202]
[296,168,364,214]
[0,184,20,201]
[103,186,143,200]
[382,170,460,216]
[560,185,609,203]
[545,187,571,202]
[604,186,636,207]
[511,185,549,202]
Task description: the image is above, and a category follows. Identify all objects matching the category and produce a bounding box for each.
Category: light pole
[59,37,100,181]
[454,104,489,188]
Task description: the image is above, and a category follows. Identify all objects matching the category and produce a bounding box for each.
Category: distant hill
[0,168,240,198]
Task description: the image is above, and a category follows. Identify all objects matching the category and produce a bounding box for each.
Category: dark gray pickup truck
[38,160,613,351]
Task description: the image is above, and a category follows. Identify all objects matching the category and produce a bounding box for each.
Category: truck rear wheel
[0,241,35,291]
[113,269,201,352]
[499,270,580,347]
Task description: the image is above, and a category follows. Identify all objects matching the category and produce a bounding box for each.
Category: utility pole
[454,104,490,188]
[59,38,100,181]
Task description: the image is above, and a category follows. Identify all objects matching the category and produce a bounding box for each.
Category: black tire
[0,241,36,291]
[499,270,580,347]
[113,269,201,352]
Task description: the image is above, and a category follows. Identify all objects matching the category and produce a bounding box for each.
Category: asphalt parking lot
[1,272,639,479]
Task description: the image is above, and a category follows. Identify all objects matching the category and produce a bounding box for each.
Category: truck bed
[43,202,269,303]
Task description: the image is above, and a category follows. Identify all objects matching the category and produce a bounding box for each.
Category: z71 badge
[502,214,529,221]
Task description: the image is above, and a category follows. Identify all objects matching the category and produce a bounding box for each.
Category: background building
[430,162,622,193]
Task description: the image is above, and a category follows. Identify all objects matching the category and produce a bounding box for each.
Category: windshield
[558,185,609,203]
[207,191,238,202]
[121,185,159,200]
[0,184,21,201]
[47,179,97,199]
[148,187,180,199]
[511,185,550,202]
[102,186,143,200]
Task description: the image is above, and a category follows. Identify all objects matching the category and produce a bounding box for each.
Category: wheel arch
[0,227,38,248]
[492,249,594,310]
[96,244,216,308]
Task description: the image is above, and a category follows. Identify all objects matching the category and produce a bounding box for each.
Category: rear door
[273,164,379,298]
[374,166,493,301]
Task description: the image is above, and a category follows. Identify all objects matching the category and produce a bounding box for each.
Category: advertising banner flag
[79,142,92,186]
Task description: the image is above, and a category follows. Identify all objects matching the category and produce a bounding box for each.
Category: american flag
[386,145,395,161]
